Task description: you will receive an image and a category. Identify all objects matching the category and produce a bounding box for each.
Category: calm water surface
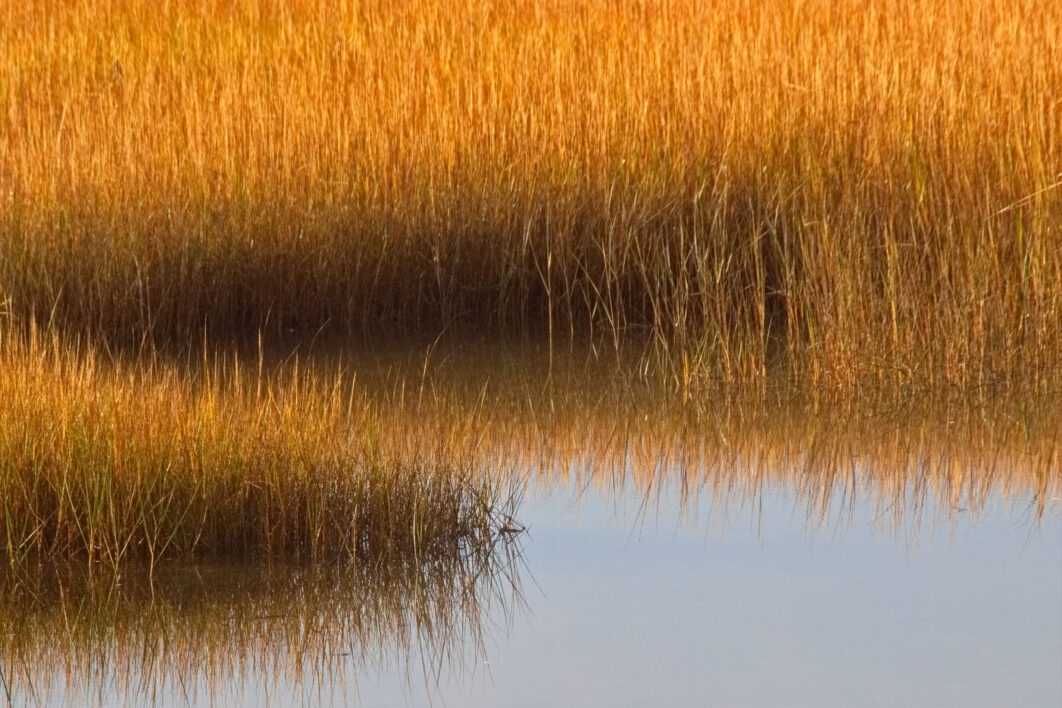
[352,481,1059,708]
[3,353,1060,707]
[447,488,1059,707]
[7,482,1057,707]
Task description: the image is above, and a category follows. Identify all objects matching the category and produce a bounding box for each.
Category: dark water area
[1,348,1059,707]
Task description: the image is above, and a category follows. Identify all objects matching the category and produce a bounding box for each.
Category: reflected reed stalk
[0,539,524,707]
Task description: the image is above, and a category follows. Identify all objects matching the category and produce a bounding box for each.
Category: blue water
[12,479,1061,708]
[354,482,1061,708]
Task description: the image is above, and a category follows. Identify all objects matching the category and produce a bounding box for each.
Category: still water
[2,354,1059,707]
[6,478,1058,706]
[426,485,1060,708]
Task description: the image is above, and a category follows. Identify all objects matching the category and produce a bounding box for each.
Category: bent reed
[0,0,1059,390]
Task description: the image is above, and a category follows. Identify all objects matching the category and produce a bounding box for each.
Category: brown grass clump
[0,328,512,570]
[0,0,1058,390]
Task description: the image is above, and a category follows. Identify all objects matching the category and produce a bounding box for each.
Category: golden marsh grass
[0,0,1059,571]
[0,0,1059,388]
[0,328,515,569]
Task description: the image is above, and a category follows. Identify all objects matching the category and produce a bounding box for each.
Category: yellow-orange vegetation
[0,0,1058,387]
[0,0,1059,568]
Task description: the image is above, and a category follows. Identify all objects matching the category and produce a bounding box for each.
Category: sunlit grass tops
[0,329,513,569]
[0,0,1059,389]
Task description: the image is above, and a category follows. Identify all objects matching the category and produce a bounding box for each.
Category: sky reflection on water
[3,481,1058,707]
[443,483,1059,708]
[2,382,1059,707]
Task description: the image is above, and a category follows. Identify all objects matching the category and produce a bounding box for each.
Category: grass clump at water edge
[0,328,515,571]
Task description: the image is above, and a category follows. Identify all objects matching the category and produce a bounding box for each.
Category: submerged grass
[0,0,1059,388]
[0,328,514,570]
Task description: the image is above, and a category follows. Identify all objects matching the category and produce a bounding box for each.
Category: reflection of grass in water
[346,347,1061,534]
[530,392,1059,526]
[0,330,519,571]
[0,0,1059,389]
[0,330,1055,572]
[0,544,524,706]
[503,398,1060,535]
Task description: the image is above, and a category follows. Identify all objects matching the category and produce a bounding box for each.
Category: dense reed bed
[1,0,1059,389]
[0,329,514,570]
[0,552,522,706]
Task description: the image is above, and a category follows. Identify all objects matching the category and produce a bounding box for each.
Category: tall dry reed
[0,0,1058,390]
